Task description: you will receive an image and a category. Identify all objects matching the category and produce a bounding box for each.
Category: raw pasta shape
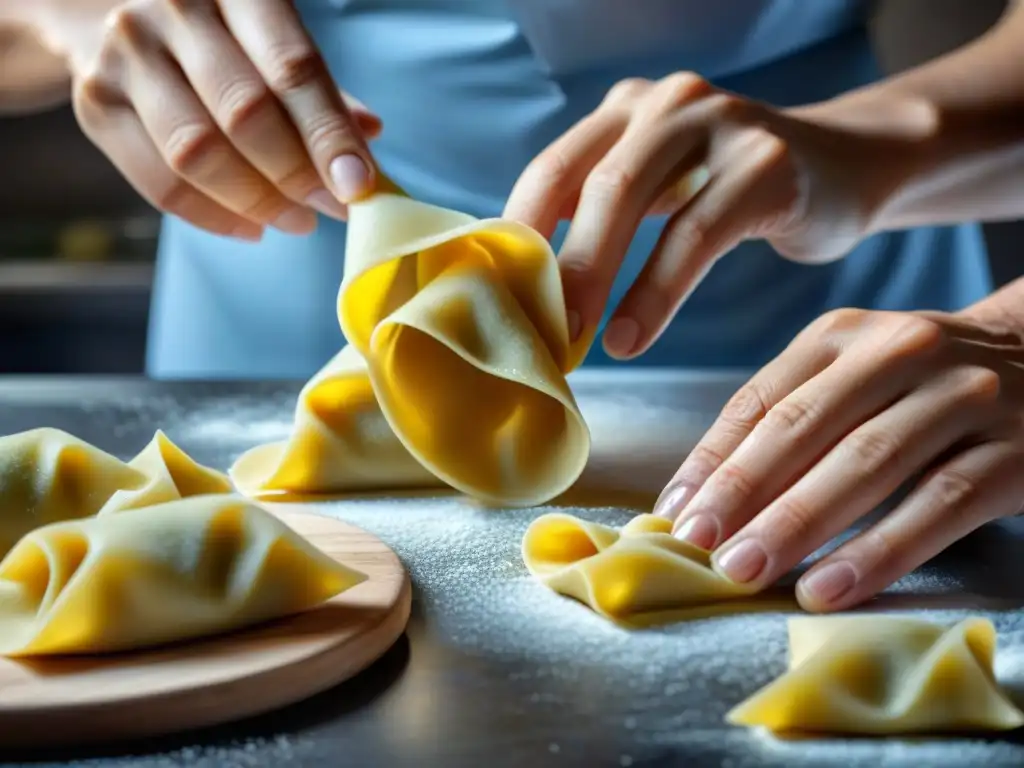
[522,513,768,626]
[233,191,591,507]
[727,615,1024,734]
[230,345,440,497]
[102,429,234,513]
[0,494,365,656]
[0,428,231,556]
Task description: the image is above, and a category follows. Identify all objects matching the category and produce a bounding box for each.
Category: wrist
[785,88,943,235]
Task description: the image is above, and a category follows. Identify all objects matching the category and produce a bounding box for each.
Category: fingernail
[566,310,582,342]
[306,189,348,220]
[330,154,371,203]
[799,562,857,607]
[654,484,692,519]
[714,539,768,584]
[232,223,264,242]
[603,318,640,358]
[272,206,317,235]
[674,515,720,550]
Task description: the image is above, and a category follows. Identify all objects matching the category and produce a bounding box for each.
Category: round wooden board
[0,511,411,750]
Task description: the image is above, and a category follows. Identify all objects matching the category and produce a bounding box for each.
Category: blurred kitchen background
[0,0,1020,375]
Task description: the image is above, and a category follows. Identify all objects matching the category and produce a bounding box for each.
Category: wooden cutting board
[0,510,411,750]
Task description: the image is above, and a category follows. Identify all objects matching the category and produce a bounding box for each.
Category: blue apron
[147,0,992,379]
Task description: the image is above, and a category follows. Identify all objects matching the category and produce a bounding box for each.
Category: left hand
[503,73,888,358]
[654,307,1024,612]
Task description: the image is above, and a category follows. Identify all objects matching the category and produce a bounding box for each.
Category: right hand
[30,0,382,239]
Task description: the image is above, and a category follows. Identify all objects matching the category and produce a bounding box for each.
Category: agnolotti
[0,428,232,556]
[230,345,440,497]
[727,615,1024,734]
[522,513,774,626]
[232,191,591,508]
[0,494,365,657]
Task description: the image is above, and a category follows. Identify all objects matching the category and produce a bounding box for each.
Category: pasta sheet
[232,192,591,507]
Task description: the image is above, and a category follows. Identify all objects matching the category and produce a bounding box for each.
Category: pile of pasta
[0,427,364,657]
[230,191,591,508]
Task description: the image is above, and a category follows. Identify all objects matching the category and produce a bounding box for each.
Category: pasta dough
[230,345,440,497]
[522,513,779,626]
[727,615,1024,734]
[231,192,591,507]
[0,428,231,557]
[0,494,365,656]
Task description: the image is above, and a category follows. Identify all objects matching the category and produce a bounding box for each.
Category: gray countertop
[2,371,1024,768]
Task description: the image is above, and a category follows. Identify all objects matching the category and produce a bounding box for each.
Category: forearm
[796,1,1024,230]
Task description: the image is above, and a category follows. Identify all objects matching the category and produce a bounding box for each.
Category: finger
[605,127,796,359]
[343,92,383,139]
[797,437,1024,612]
[218,0,375,203]
[556,119,703,352]
[116,15,315,234]
[711,365,1002,589]
[74,79,262,240]
[670,319,941,549]
[504,110,627,241]
[654,340,836,528]
[160,2,346,219]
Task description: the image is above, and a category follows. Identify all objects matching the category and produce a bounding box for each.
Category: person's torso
[148,0,991,378]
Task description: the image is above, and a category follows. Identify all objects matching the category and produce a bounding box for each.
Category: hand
[28,0,382,240]
[503,73,895,358]
[654,308,1024,612]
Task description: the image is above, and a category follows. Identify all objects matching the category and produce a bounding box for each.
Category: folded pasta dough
[522,513,760,624]
[0,494,365,656]
[0,428,231,556]
[336,192,591,507]
[230,345,440,496]
[727,615,1024,734]
[102,429,234,513]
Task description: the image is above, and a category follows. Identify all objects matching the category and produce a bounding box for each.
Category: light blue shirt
[148,0,992,379]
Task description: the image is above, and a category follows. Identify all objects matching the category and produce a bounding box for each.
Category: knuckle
[103,5,151,50]
[605,77,652,104]
[683,443,730,481]
[533,146,573,189]
[714,461,758,502]
[889,314,946,356]
[583,162,636,206]
[857,525,898,564]
[930,466,979,511]
[151,179,193,212]
[956,366,1003,405]
[656,72,712,103]
[163,121,220,175]
[763,396,819,436]
[770,494,818,543]
[263,44,326,93]
[71,73,112,123]
[720,381,774,431]
[843,428,903,475]
[704,91,747,120]
[813,307,870,337]
[218,81,276,135]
